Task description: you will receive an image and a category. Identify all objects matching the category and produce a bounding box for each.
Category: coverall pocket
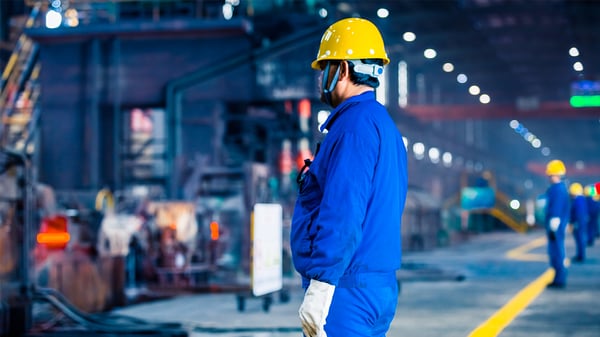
[297,172,321,210]
[290,210,318,273]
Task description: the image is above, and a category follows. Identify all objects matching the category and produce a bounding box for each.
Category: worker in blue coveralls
[568,182,588,262]
[584,185,599,246]
[290,17,407,337]
[544,159,570,288]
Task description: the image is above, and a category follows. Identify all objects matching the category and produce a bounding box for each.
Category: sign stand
[236,203,282,312]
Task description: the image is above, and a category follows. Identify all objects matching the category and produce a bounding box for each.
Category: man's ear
[338,60,349,80]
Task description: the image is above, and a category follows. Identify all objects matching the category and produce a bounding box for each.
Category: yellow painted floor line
[505,236,547,262]
[469,235,560,337]
[467,268,555,337]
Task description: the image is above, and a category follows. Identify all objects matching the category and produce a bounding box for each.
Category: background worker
[544,159,570,288]
[568,182,588,262]
[584,184,599,246]
[290,17,408,337]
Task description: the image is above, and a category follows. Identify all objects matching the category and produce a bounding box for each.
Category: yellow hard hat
[545,159,566,176]
[569,182,583,196]
[311,17,390,70]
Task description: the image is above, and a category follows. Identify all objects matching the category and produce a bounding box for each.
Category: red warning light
[210,221,219,241]
[37,215,69,249]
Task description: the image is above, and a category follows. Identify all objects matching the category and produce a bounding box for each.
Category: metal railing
[0,2,41,153]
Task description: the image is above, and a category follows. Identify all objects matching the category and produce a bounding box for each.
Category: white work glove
[549,217,560,232]
[299,279,336,337]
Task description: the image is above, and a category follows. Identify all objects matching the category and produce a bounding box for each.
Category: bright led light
[318,8,328,18]
[569,47,579,57]
[428,147,440,164]
[317,110,329,124]
[541,147,551,156]
[573,61,584,71]
[413,142,425,156]
[468,85,480,95]
[510,199,520,210]
[317,110,330,131]
[509,120,519,129]
[479,94,490,104]
[424,48,437,59]
[531,138,541,148]
[457,73,467,84]
[222,3,233,19]
[377,8,389,18]
[442,63,454,72]
[45,10,62,29]
[442,152,452,167]
[65,8,79,27]
[403,32,416,42]
[398,61,408,108]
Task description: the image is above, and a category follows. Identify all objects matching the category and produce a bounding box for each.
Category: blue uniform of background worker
[544,160,570,288]
[584,185,599,246]
[291,18,407,337]
[568,183,588,262]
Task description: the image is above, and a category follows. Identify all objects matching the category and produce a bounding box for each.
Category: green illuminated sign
[570,95,600,108]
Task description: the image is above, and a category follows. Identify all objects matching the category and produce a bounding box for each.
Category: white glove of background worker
[549,217,560,232]
[299,279,336,337]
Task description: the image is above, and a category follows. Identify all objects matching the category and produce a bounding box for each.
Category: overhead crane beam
[404,102,600,121]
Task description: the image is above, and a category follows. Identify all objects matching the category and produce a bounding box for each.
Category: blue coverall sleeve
[573,197,589,226]
[546,184,569,225]
[306,132,377,285]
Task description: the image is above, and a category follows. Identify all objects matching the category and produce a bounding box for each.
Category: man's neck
[333,85,373,107]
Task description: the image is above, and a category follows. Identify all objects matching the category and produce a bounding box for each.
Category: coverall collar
[319,90,375,133]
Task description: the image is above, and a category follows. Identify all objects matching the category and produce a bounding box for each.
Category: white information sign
[251,203,283,297]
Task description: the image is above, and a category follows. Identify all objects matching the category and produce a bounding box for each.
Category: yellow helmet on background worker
[545,159,566,176]
[569,182,583,196]
[311,17,390,70]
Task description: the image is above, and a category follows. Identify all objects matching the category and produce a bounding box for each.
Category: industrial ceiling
[310,0,600,183]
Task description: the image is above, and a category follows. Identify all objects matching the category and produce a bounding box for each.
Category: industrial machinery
[0,147,188,337]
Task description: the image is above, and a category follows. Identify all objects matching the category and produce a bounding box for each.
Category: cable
[33,288,187,336]
[35,287,180,329]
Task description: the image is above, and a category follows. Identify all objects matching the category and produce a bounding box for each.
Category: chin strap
[322,61,341,106]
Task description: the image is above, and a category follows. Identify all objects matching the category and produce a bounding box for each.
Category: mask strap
[322,61,341,106]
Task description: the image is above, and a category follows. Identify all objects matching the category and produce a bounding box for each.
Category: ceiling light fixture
[403,32,416,42]
[569,47,580,57]
[424,48,437,59]
[468,85,480,95]
[377,8,389,18]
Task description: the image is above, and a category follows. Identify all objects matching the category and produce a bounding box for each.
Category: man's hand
[299,279,336,337]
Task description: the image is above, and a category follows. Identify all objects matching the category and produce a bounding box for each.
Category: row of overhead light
[569,47,585,73]
[509,119,551,156]
[319,109,482,171]
[407,136,483,171]
[377,8,492,105]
